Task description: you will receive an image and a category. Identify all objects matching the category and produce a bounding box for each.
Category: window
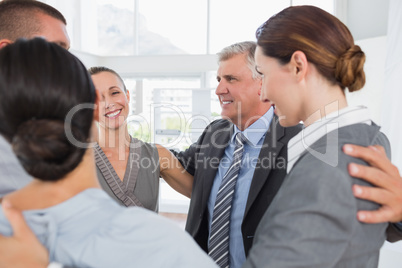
[47,0,334,55]
[97,0,135,55]
[209,0,289,54]
[138,0,208,55]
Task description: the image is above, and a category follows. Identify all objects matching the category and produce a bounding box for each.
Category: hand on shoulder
[343,144,402,223]
[0,199,49,268]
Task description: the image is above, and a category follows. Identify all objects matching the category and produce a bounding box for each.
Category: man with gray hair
[174,41,302,268]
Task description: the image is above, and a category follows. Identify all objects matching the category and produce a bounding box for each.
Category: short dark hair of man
[0,0,67,41]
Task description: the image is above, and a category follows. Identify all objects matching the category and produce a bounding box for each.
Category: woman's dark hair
[88,66,127,92]
[0,38,96,181]
[256,5,365,92]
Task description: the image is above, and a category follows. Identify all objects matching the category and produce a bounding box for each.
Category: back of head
[0,0,66,41]
[218,41,261,80]
[0,38,95,181]
[256,5,365,92]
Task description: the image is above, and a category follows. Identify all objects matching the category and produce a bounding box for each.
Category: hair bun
[335,45,366,92]
[11,119,86,181]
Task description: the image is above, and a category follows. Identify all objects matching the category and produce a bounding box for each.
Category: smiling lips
[105,109,122,118]
[220,97,233,105]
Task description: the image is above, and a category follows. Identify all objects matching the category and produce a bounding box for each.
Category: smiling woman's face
[255,46,303,127]
[91,71,130,130]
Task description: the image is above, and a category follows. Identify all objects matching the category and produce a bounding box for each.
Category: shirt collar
[287,106,372,173]
[232,106,274,146]
[22,188,112,225]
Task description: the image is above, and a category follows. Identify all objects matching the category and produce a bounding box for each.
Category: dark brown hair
[256,5,365,92]
[0,38,95,181]
[0,0,66,41]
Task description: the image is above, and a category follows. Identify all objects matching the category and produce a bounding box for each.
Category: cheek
[262,78,277,99]
[262,80,269,95]
[114,96,127,106]
[98,102,106,113]
[124,99,130,110]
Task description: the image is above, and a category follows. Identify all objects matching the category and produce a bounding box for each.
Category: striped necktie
[208,132,247,268]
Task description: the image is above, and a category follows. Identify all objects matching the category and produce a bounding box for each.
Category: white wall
[71,50,218,77]
[352,34,402,268]
[346,36,386,124]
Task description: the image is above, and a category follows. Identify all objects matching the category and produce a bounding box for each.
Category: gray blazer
[243,123,390,268]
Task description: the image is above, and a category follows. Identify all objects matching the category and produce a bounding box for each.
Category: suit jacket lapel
[200,121,233,212]
[243,116,285,218]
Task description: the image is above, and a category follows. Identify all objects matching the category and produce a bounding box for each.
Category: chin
[220,112,235,122]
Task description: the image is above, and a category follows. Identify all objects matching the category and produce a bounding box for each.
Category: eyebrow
[222,74,237,80]
[109,86,122,90]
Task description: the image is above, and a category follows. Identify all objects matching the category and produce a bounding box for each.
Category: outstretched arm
[343,144,402,223]
[0,199,49,268]
[157,145,194,198]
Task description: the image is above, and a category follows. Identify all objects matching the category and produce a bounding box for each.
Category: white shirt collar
[287,106,372,173]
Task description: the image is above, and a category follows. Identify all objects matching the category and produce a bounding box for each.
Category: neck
[97,123,130,153]
[302,77,348,127]
[235,105,271,131]
[237,120,257,131]
[5,148,100,210]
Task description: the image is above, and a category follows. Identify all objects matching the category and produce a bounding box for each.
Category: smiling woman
[88,66,194,211]
[243,5,391,268]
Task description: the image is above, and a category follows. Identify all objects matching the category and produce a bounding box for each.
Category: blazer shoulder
[206,118,232,130]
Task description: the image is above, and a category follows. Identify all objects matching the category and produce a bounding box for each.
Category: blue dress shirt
[0,189,217,268]
[0,135,31,197]
[207,107,274,268]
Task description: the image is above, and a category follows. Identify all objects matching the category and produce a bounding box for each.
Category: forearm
[158,145,193,198]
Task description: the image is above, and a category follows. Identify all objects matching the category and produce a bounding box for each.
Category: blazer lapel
[243,116,285,218]
[200,121,233,211]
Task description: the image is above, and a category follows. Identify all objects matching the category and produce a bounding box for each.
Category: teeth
[106,110,121,118]
[222,101,232,104]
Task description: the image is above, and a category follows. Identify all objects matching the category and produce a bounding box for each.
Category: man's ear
[93,89,101,122]
[0,39,12,49]
[290,51,308,82]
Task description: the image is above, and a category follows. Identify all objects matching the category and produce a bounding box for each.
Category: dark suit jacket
[174,116,302,256]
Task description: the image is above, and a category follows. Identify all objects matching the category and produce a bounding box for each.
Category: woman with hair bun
[245,5,391,267]
[0,38,216,268]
